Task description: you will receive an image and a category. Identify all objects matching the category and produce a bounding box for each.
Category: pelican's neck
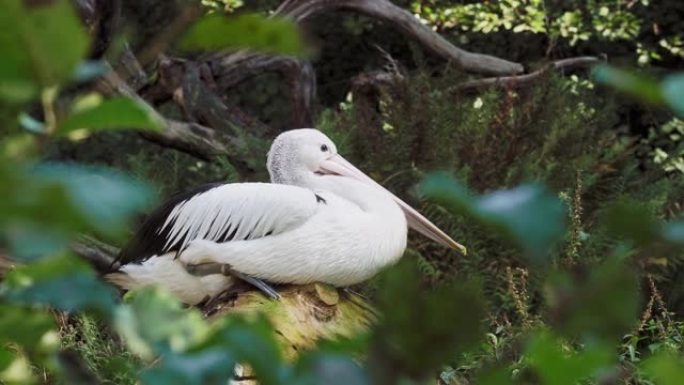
[308,174,402,214]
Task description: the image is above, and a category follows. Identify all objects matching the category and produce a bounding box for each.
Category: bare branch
[276,0,524,76]
[451,56,604,93]
[94,65,258,172]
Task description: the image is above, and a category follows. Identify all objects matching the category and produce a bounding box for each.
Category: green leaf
[72,61,109,83]
[545,261,639,342]
[1,254,118,316]
[58,97,163,135]
[642,353,684,385]
[30,163,156,238]
[662,220,684,246]
[422,174,566,264]
[18,113,45,134]
[205,316,295,385]
[140,349,235,385]
[297,354,368,385]
[0,304,56,352]
[592,65,665,106]
[662,73,684,118]
[0,162,154,259]
[602,199,661,246]
[114,288,210,360]
[180,13,306,56]
[369,259,485,382]
[526,331,613,385]
[0,0,89,101]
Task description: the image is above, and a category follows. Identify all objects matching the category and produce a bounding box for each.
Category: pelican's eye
[320,144,329,152]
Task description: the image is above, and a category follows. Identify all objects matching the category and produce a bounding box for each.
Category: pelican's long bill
[319,155,467,255]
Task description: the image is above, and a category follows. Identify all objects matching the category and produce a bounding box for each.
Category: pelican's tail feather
[105,253,232,305]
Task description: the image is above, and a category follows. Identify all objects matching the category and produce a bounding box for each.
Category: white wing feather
[159,183,320,252]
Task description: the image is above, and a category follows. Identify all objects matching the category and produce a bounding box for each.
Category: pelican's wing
[116,182,323,265]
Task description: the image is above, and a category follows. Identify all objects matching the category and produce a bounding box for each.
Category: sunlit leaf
[58,97,163,135]
[0,0,89,101]
[180,13,305,56]
[1,254,118,316]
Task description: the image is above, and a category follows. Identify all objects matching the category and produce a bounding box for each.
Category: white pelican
[107,129,465,304]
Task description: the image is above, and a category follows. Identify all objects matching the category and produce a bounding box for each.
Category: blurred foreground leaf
[57,97,163,135]
[0,304,56,353]
[642,353,684,385]
[545,261,639,342]
[205,316,295,385]
[370,258,485,383]
[527,332,613,385]
[115,288,209,360]
[1,254,117,316]
[662,74,684,118]
[592,65,664,106]
[181,13,305,56]
[602,199,661,247]
[593,65,684,118]
[296,354,369,385]
[0,163,154,259]
[140,349,235,385]
[422,173,566,264]
[0,0,88,101]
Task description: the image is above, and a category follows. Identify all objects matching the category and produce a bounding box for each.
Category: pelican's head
[267,128,466,255]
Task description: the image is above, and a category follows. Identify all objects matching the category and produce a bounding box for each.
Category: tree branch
[94,64,260,174]
[275,0,524,76]
[451,56,604,93]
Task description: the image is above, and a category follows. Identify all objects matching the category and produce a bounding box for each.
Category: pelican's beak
[319,155,467,255]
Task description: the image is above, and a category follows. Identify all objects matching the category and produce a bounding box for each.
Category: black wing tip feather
[116,183,225,265]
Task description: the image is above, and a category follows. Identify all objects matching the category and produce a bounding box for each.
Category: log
[207,283,375,360]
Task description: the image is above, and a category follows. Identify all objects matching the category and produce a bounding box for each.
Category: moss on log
[206,283,376,360]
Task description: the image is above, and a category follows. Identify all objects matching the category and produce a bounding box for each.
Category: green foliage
[409,0,683,66]
[2,254,118,316]
[181,13,306,56]
[422,176,566,264]
[0,0,88,101]
[57,97,163,136]
[1,0,684,384]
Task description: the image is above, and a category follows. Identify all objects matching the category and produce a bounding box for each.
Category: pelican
[107,129,465,304]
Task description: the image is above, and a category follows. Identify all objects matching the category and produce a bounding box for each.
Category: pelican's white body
[110,179,407,305]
